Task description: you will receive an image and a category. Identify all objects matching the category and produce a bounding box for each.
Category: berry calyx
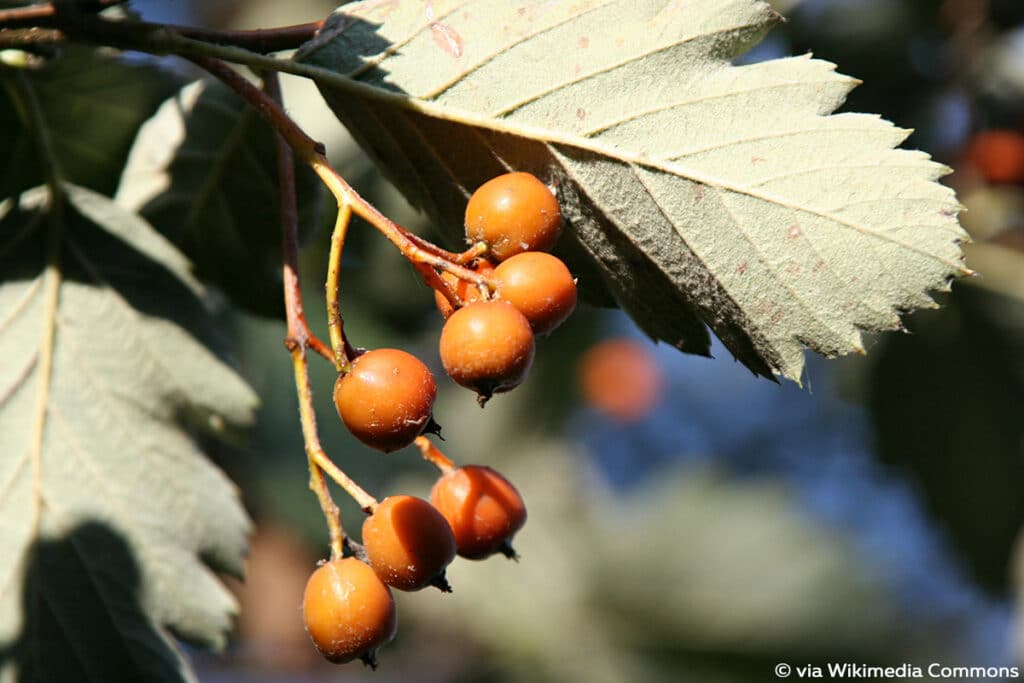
[433,259,495,319]
[493,251,577,335]
[464,172,561,262]
[430,465,527,560]
[439,300,535,402]
[302,557,397,667]
[333,348,437,453]
[362,495,457,592]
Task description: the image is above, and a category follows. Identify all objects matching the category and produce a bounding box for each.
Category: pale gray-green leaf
[0,185,257,682]
[301,0,967,381]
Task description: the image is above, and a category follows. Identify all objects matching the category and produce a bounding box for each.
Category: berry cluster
[302,172,575,667]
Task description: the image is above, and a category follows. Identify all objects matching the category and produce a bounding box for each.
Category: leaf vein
[422,0,620,100]
[582,79,843,137]
[0,278,43,335]
[490,18,767,117]
[347,0,474,80]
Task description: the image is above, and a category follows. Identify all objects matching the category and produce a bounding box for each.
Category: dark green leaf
[0,47,182,199]
[869,285,1024,595]
[115,78,324,318]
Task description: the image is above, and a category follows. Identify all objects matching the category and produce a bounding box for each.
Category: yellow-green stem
[325,200,353,371]
[289,347,345,559]
[307,157,493,289]
[310,448,378,512]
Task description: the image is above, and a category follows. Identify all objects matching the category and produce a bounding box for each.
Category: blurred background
[132,0,1024,680]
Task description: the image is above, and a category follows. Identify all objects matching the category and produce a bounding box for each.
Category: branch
[188,54,493,289]
[0,3,320,52]
[267,71,346,560]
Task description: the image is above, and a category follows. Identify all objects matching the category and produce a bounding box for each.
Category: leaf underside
[301,0,968,381]
[0,185,256,682]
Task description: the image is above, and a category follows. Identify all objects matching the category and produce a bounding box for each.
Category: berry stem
[457,241,491,265]
[307,157,492,287]
[185,57,495,292]
[413,261,461,310]
[267,71,344,560]
[310,449,379,513]
[325,200,356,371]
[414,436,456,474]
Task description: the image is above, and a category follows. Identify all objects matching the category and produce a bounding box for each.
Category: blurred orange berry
[965,130,1024,184]
[578,338,663,423]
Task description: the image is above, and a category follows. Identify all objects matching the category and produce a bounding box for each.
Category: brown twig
[0,2,320,52]
[268,72,344,559]
[0,27,63,45]
[189,55,494,290]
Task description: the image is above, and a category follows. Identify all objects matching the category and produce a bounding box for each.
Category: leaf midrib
[303,60,964,271]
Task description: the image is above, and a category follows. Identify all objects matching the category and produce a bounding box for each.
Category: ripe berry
[433,259,495,319]
[464,172,561,261]
[333,348,437,453]
[362,495,457,592]
[430,465,527,560]
[302,557,397,667]
[439,300,535,402]
[493,252,577,335]
[965,130,1024,184]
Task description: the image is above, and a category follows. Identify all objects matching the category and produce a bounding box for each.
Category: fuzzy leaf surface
[0,184,256,682]
[301,0,967,380]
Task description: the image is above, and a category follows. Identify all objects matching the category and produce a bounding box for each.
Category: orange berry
[333,348,437,452]
[464,172,561,261]
[578,338,663,423]
[362,495,457,592]
[433,259,495,319]
[302,557,397,667]
[430,465,527,560]
[439,301,535,401]
[965,130,1024,184]
[494,252,577,335]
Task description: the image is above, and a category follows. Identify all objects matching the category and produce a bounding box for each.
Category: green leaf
[115,78,324,318]
[300,0,968,381]
[0,184,257,682]
[0,47,182,200]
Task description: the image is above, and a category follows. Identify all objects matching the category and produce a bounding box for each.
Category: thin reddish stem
[0,2,320,52]
[268,72,344,559]
[415,436,456,474]
[189,55,497,292]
